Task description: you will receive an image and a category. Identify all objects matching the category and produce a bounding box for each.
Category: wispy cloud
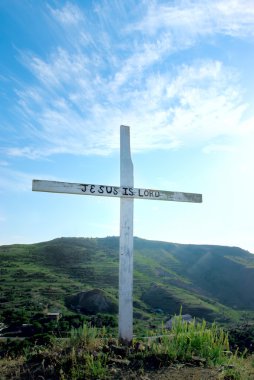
[49,2,84,26]
[0,166,60,193]
[0,167,37,192]
[2,0,254,159]
[131,0,254,38]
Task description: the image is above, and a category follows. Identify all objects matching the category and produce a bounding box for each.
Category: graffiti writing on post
[81,184,160,199]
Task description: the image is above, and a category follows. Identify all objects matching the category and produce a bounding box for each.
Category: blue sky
[0,0,254,252]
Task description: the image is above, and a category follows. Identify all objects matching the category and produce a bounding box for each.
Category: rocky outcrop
[66,288,118,314]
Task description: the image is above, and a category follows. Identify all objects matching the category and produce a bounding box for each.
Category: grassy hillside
[1,236,254,327]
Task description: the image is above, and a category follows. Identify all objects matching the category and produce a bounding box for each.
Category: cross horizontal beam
[32,179,202,203]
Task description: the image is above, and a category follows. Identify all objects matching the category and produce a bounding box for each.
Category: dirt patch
[144,366,222,379]
[111,365,222,379]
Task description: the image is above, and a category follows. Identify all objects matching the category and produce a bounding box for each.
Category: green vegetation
[1,315,254,379]
[1,236,254,378]
[1,236,254,328]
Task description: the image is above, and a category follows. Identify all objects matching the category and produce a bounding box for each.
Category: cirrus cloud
[2,0,254,159]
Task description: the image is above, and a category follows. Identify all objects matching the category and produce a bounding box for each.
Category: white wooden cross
[32,125,202,344]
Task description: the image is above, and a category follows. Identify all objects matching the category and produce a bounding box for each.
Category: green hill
[1,236,254,325]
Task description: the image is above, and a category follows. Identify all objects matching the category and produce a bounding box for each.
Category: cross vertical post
[119,125,134,344]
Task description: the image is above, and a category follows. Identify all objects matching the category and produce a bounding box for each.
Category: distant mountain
[1,237,254,324]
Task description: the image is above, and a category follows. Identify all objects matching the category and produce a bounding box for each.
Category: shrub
[28,333,54,346]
